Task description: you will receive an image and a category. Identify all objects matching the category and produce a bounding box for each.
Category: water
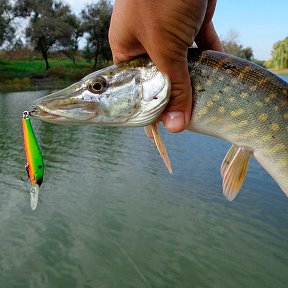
[280,74,288,82]
[0,85,287,288]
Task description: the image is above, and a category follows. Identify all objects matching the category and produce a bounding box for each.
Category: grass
[0,57,106,91]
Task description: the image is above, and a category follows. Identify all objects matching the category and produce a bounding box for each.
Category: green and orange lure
[22,111,44,210]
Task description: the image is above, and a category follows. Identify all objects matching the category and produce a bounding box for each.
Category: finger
[110,46,146,64]
[195,21,224,52]
[144,46,192,133]
[108,1,147,64]
[161,62,192,133]
[109,32,146,64]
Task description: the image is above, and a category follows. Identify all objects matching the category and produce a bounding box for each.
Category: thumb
[147,51,192,133]
[162,59,192,133]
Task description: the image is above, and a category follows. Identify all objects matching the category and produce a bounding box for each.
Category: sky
[65,0,288,60]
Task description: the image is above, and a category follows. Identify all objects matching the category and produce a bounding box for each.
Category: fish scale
[187,50,288,197]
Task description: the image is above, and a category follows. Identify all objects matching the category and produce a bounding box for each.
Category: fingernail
[163,112,185,132]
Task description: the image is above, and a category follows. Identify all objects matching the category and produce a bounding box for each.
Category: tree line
[1,0,287,70]
[0,0,112,69]
[270,37,288,69]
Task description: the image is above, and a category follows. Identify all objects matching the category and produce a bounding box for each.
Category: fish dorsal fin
[221,144,239,178]
[222,146,251,201]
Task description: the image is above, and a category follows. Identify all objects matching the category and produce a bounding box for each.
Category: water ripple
[0,91,287,288]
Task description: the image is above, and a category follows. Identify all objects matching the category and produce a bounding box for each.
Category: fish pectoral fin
[144,123,173,174]
[222,147,251,201]
[220,144,239,178]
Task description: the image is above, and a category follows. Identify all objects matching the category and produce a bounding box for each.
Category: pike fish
[29,49,288,201]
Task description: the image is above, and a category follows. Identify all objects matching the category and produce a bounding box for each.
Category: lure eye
[88,77,108,93]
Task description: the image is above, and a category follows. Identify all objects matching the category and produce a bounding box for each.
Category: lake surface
[279,74,288,82]
[0,77,288,288]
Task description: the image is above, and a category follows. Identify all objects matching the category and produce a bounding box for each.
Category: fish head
[31,57,170,126]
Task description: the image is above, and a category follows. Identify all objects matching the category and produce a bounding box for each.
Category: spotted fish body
[186,50,288,198]
[30,49,288,200]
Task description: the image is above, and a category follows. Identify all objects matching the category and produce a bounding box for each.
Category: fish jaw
[31,58,170,127]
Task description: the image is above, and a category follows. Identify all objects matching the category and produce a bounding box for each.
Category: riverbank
[0,57,108,91]
[0,58,287,92]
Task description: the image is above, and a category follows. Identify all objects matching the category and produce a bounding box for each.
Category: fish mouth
[29,104,56,118]
[29,83,101,124]
[29,104,70,123]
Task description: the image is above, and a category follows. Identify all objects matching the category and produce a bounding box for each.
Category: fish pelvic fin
[220,144,239,178]
[144,125,155,144]
[144,123,173,174]
[222,146,251,201]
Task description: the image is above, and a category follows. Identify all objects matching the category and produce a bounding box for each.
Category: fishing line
[104,228,152,288]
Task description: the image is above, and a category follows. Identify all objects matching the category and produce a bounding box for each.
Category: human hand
[109,0,223,132]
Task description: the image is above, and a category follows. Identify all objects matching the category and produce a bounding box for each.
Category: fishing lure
[22,111,44,210]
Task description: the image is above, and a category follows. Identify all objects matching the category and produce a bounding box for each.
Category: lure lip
[30,184,39,210]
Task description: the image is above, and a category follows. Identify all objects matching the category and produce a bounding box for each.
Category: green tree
[271,37,288,69]
[59,13,84,64]
[81,0,112,68]
[14,0,77,69]
[0,0,14,47]
[221,30,254,61]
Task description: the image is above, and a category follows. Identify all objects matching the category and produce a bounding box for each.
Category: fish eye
[88,77,108,93]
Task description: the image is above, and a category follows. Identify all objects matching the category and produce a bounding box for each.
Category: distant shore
[0,57,287,92]
[0,57,109,92]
